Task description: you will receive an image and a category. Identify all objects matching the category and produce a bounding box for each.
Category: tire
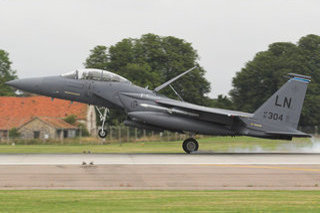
[182,138,199,154]
[98,129,108,138]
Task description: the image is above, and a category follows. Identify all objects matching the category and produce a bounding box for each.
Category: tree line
[230,34,320,127]
[1,34,320,127]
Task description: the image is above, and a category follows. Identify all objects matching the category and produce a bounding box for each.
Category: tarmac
[0,153,320,190]
[1,153,320,165]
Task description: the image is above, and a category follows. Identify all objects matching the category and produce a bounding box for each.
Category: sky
[0,0,320,98]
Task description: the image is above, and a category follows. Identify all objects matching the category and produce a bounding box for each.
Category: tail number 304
[263,112,283,121]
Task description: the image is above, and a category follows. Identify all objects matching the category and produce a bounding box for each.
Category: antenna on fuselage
[169,84,184,102]
[154,66,197,92]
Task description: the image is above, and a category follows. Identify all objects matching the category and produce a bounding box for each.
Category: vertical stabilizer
[253,74,310,130]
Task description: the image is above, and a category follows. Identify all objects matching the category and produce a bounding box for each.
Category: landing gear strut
[96,106,109,138]
[182,138,199,154]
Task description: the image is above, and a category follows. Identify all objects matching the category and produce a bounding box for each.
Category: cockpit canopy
[61,68,131,84]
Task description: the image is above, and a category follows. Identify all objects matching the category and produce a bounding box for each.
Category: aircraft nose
[6,77,43,93]
[5,79,19,87]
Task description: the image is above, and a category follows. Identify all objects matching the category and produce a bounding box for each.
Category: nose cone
[5,79,19,87]
[6,77,43,94]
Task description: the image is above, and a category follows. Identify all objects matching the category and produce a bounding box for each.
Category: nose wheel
[98,128,108,138]
[96,106,109,138]
[182,138,199,154]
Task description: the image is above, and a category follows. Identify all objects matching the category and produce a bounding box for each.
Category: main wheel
[98,129,108,138]
[182,138,199,154]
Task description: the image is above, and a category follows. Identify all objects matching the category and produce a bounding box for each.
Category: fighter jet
[6,67,311,153]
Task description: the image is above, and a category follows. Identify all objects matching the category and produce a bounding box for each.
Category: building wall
[18,119,57,139]
[86,105,97,135]
[0,130,8,140]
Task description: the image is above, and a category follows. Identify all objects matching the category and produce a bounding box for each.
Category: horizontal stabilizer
[287,73,311,81]
[266,130,311,138]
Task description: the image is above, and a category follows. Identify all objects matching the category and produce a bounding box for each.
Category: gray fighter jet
[6,67,311,153]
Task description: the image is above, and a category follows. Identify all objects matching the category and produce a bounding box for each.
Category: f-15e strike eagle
[6,67,311,153]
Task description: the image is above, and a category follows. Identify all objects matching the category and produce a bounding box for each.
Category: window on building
[33,131,40,139]
[68,130,76,138]
[0,131,8,138]
[63,130,68,138]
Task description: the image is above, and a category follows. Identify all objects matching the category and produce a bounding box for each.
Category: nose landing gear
[182,138,199,154]
[96,106,109,138]
[98,129,107,138]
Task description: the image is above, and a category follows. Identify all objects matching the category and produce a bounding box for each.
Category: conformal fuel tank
[128,111,235,135]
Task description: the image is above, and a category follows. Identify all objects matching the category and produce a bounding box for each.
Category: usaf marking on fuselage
[6,69,311,153]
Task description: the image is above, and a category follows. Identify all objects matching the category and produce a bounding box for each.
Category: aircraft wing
[155,98,253,125]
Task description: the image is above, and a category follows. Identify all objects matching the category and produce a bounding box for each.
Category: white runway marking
[0,153,319,165]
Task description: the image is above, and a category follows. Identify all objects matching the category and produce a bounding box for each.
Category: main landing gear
[96,106,109,138]
[182,138,199,154]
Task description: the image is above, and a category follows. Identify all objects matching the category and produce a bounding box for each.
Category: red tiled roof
[0,117,30,130]
[0,96,87,130]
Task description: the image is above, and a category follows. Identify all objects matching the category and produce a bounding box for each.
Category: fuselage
[7,74,246,136]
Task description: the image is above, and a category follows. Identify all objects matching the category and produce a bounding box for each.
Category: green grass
[0,136,313,153]
[0,190,319,212]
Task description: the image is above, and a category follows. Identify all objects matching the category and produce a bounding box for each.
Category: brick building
[18,117,78,139]
[0,96,96,140]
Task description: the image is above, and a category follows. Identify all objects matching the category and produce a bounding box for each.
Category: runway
[0,153,320,190]
[0,153,320,165]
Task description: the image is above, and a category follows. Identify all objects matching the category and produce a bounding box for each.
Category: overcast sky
[0,0,320,97]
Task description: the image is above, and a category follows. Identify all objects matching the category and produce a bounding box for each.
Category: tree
[85,34,211,105]
[230,34,320,127]
[9,127,20,139]
[85,34,211,125]
[63,114,77,125]
[209,95,234,110]
[0,50,17,96]
[85,46,109,70]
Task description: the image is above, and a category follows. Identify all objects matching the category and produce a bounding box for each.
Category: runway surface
[0,153,320,165]
[1,153,320,190]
